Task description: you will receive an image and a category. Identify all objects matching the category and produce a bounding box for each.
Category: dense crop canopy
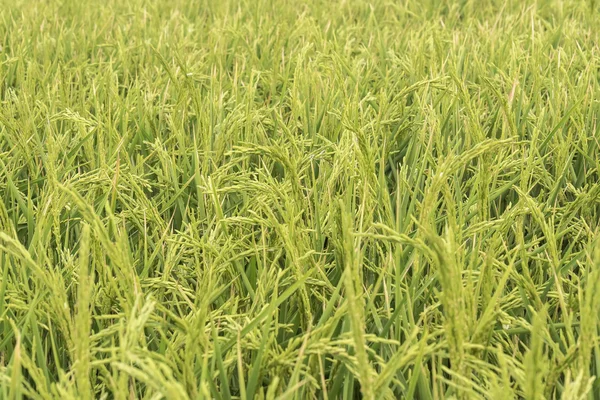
[1,0,600,398]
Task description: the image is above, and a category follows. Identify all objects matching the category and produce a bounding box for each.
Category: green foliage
[1,0,600,398]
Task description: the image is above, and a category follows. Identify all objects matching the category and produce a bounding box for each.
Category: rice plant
[1,0,600,398]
